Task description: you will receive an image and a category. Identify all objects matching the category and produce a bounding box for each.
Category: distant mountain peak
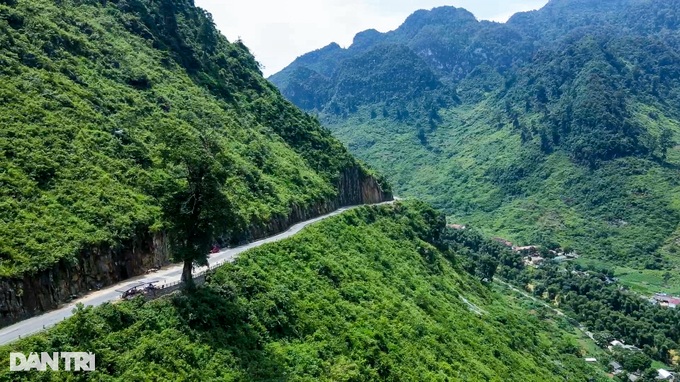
[292,42,343,66]
[395,6,478,38]
[402,6,477,26]
[319,42,342,53]
[352,29,382,49]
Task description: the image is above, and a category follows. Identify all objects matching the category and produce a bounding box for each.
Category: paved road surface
[0,202,394,346]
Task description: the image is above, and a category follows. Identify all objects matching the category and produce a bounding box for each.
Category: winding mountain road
[0,202,394,346]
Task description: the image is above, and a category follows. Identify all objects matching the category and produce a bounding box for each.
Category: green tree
[659,127,674,160]
[663,271,673,284]
[640,368,660,382]
[593,331,615,347]
[158,129,237,288]
[478,255,499,281]
[616,350,652,373]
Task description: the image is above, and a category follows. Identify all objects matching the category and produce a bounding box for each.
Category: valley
[271,0,680,296]
[1,0,679,380]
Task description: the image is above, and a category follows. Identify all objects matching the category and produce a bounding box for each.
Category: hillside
[270,0,680,289]
[0,202,609,381]
[0,0,390,326]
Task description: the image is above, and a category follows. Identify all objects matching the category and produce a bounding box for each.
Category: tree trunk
[181,259,195,290]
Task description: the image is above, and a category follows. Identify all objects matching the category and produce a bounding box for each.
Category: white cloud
[194,0,548,76]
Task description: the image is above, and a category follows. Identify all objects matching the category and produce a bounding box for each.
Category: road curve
[0,202,394,346]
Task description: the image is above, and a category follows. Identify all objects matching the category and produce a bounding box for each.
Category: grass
[577,258,680,295]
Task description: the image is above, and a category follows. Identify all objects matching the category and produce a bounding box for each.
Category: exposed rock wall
[239,166,391,243]
[0,232,170,328]
[0,167,391,327]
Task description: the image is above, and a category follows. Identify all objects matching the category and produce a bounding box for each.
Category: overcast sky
[194,0,549,76]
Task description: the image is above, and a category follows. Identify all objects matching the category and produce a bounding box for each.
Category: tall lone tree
[157,128,235,289]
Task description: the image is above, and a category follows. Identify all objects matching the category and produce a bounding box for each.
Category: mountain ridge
[270,0,680,285]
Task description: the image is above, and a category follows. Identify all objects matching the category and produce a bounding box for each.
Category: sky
[194,0,549,76]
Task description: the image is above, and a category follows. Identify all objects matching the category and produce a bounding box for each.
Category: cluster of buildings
[586,340,676,380]
[604,341,676,381]
[446,229,582,268]
[651,293,680,309]
[447,227,678,379]
[608,340,641,352]
[624,368,676,381]
[490,239,581,268]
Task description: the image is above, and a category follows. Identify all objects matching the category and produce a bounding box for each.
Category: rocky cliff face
[0,232,170,328]
[0,169,391,327]
[241,166,391,243]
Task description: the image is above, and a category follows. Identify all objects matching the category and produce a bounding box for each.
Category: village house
[447,224,466,230]
[564,251,580,259]
[653,293,680,309]
[608,340,641,352]
[657,369,675,381]
[524,256,545,267]
[492,237,513,247]
[609,361,623,375]
[513,245,539,253]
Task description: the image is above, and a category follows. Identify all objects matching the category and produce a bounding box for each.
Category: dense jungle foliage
[0,0,386,277]
[444,226,680,372]
[270,0,680,285]
[0,203,609,381]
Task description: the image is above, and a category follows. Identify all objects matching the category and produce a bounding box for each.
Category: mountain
[0,0,390,326]
[0,202,609,381]
[270,0,680,291]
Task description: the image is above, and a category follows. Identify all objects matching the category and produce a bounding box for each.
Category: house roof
[447,224,466,230]
[658,369,673,379]
[653,294,680,303]
[514,245,539,252]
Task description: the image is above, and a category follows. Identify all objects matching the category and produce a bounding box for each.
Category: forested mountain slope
[271,0,680,285]
[0,203,609,381]
[0,0,390,325]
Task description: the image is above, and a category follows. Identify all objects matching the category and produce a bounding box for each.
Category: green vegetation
[0,0,386,277]
[0,202,608,381]
[443,226,680,371]
[270,0,680,280]
[577,258,680,296]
